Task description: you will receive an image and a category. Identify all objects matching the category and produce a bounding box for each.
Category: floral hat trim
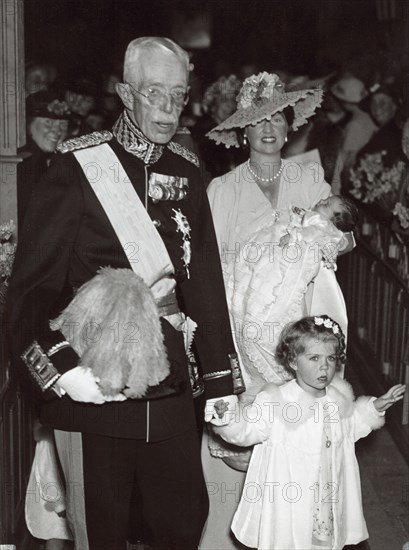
[27,92,72,120]
[47,99,71,117]
[314,316,340,335]
[207,71,323,148]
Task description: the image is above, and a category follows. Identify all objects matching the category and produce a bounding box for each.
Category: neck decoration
[247,159,284,183]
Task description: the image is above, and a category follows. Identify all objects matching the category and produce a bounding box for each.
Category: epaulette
[167,141,200,168]
[57,130,113,154]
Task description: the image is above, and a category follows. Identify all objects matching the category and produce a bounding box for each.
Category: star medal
[172,208,191,278]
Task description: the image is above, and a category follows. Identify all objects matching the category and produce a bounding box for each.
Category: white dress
[217,377,385,550]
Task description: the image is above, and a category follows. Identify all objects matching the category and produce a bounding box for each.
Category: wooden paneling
[1,1,35,547]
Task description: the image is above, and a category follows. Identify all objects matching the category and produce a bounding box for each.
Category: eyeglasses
[128,84,189,108]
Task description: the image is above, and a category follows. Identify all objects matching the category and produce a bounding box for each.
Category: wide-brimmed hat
[330,75,368,105]
[26,90,72,120]
[206,72,323,148]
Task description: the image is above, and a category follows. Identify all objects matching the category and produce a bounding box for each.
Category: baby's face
[313,196,344,221]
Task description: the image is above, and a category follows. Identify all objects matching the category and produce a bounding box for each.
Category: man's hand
[373,384,406,413]
[205,395,238,426]
[56,366,127,404]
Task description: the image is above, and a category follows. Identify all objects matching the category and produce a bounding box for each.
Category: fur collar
[261,375,356,427]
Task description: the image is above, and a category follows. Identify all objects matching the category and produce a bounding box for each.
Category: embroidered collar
[112,111,164,165]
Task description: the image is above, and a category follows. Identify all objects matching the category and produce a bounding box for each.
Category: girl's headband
[314,316,340,335]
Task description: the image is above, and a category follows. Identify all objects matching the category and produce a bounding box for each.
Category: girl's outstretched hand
[373,384,406,412]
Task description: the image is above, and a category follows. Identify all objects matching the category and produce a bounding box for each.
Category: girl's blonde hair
[275,315,346,377]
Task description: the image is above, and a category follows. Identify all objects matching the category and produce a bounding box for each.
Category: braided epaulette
[167,141,200,168]
[57,130,113,154]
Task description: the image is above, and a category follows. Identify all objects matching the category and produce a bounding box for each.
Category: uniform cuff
[21,340,79,394]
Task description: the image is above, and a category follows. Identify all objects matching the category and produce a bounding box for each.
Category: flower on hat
[237,72,284,109]
[314,316,324,326]
[47,99,71,117]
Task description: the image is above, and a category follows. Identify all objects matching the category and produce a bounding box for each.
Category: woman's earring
[243,135,247,146]
[285,136,288,143]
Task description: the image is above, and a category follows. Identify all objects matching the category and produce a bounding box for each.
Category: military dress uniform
[6,111,239,549]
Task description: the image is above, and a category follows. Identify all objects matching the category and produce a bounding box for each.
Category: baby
[279,194,358,267]
[223,195,359,386]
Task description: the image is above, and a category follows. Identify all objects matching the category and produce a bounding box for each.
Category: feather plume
[51,268,169,398]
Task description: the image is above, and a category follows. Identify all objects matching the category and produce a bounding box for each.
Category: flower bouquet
[0,220,16,313]
[391,166,409,241]
[350,151,405,219]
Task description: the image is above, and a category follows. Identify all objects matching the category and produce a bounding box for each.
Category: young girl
[210,315,406,550]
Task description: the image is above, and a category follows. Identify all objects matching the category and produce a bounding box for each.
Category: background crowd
[20,49,409,233]
[2,1,408,549]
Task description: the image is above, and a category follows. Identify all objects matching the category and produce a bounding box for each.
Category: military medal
[149,173,188,203]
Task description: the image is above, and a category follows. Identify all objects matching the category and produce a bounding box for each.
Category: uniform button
[153,219,162,228]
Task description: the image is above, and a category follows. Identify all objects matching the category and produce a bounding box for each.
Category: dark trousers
[57,428,208,550]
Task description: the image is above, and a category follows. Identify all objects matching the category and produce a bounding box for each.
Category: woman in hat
[20,92,72,549]
[329,74,377,191]
[18,91,71,228]
[354,82,404,168]
[200,72,345,550]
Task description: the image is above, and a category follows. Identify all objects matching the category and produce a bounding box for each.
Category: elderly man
[7,37,240,550]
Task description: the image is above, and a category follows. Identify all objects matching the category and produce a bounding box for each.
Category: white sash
[73,143,196,347]
[73,143,175,298]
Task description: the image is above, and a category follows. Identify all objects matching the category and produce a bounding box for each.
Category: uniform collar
[112,111,164,165]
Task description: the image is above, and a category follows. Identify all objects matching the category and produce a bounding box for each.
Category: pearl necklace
[247,159,284,183]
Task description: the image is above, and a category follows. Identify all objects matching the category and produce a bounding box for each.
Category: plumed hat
[206,72,323,148]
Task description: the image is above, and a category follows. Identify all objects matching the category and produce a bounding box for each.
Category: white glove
[204,395,238,426]
[56,366,127,404]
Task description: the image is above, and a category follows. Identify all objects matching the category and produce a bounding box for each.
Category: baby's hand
[373,384,406,412]
[279,234,290,248]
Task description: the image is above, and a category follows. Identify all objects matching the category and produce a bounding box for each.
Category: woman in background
[18,91,70,228]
